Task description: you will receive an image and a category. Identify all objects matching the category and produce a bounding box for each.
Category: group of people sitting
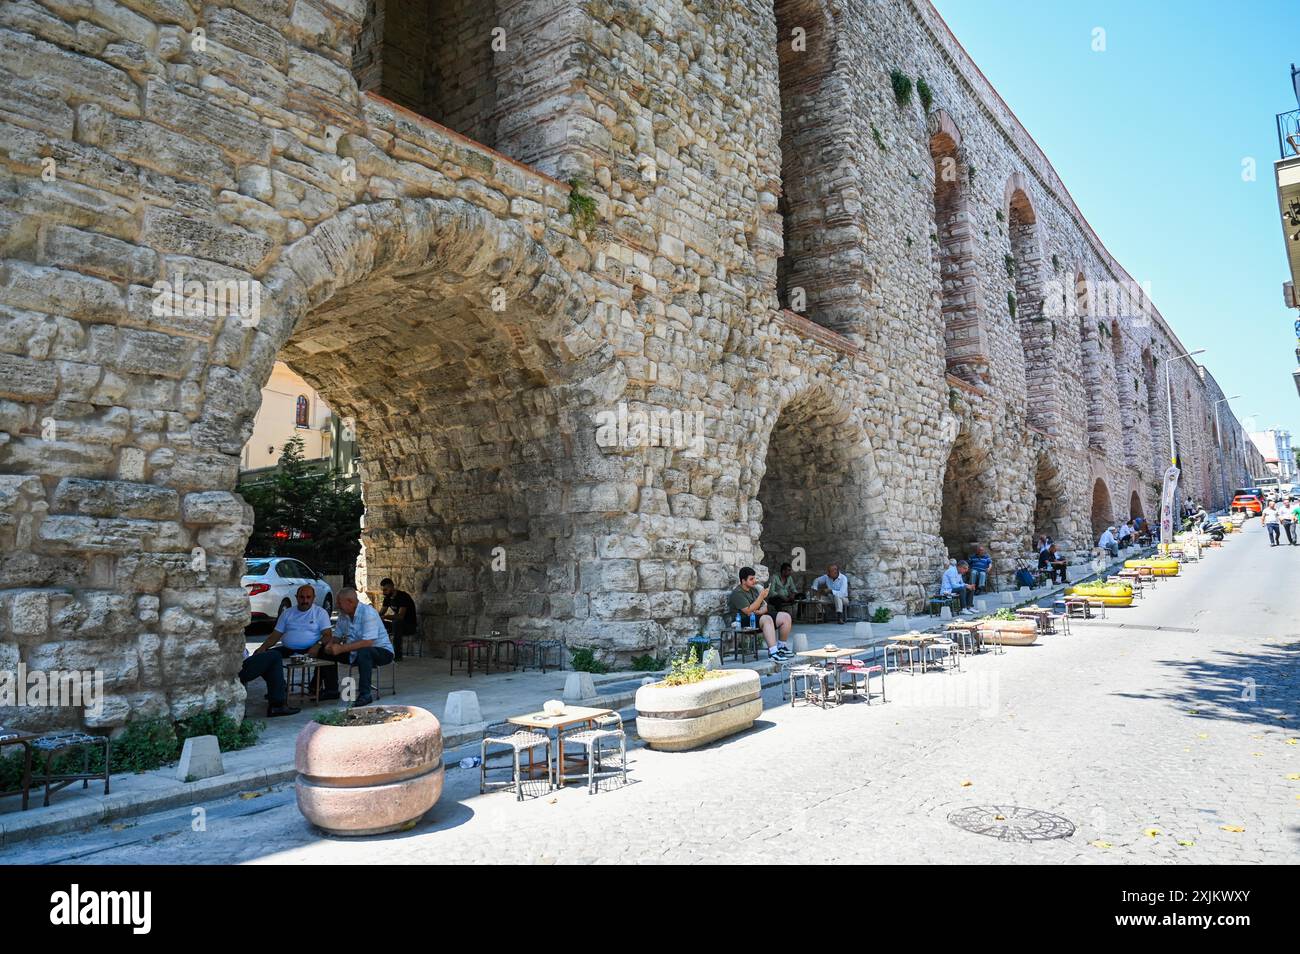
[937,544,994,612]
[728,563,855,662]
[1096,520,1142,559]
[238,578,416,715]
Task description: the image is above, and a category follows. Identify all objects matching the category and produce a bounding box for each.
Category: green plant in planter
[871,607,893,624]
[314,709,349,726]
[569,646,608,673]
[990,608,1019,621]
[567,178,599,232]
[916,76,933,111]
[662,651,710,687]
[889,69,913,107]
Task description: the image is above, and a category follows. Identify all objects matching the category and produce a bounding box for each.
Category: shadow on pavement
[1112,638,1300,729]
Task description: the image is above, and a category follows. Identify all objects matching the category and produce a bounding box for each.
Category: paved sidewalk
[5,523,1294,863]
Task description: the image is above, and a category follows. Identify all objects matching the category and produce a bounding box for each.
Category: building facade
[0,0,1266,729]
[239,360,335,471]
[1249,428,1296,482]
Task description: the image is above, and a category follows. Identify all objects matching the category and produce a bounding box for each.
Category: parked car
[242,557,334,626]
[1229,494,1262,515]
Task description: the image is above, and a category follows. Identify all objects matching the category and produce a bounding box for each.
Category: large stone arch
[1031,448,1068,545]
[939,423,998,564]
[751,379,892,602]
[1090,477,1115,539]
[213,198,609,658]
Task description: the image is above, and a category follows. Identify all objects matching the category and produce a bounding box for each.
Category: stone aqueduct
[0,0,1263,728]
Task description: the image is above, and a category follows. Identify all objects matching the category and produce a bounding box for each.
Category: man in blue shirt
[254,584,339,700]
[940,560,975,612]
[966,545,992,593]
[324,587,395,707]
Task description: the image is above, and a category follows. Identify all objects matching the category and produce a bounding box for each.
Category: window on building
[295,395,309,428]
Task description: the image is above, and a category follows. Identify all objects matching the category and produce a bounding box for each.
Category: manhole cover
[947,805,1075,842]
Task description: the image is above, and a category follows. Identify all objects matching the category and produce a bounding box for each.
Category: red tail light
[247,583,270,596]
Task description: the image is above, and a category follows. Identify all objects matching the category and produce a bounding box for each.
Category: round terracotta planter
[636,669,762,751]
[294,705,444,836]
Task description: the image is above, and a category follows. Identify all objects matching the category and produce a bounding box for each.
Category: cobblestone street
[9,524,1297,865]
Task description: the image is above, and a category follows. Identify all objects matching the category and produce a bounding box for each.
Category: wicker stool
[31,731,110,807]
[480,722,552,800]
[788,665,831,708]
[560,713,627,794]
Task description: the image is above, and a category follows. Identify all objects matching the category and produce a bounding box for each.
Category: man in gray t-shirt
[728,567,793,661]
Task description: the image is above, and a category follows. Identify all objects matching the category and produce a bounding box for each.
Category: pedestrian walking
[1262,502,1281,546]
[1282,498,1299,546]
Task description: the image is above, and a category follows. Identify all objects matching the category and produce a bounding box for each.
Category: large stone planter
[295,705,444,836]
[976,619,1038,647]
[635,669,762,751]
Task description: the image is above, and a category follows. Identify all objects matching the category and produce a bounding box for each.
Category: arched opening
[931,116,985,384]
[350,0,570,171]
[1090,478,1114,540]
[1129,489,1145,520]
[1032,452,1066,544]
[1077,274,1105,448]
[940,429,996,562]
[233,200,597,660]
[1111,320,1137,466]
[1007,183,1051,427]
[756,387,885,602]
[773,0,845,331]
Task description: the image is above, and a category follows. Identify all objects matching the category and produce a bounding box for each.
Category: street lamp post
[1213,395,1241,511]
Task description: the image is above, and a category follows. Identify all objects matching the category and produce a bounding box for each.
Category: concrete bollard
[176,735,223,782]
[854,622,873,640]
[1018,586,1031,597]
[702,648,722,670]
[974,598,988,611]
[792,632,810,653]
[939,606,953,620]
[443,689,482,727]
[563,671,597,702]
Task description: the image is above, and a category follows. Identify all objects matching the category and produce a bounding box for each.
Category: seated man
[254,584,339,700]
[940,560,975,612]
[1039,543,1068,584]
[1098,526,1119,560]
[1117,521,1134,549]
[728,567,793,661]
[323,587,395,707]
[379,577,418,662]
[239,648,300,717]
[810,563,850,624]
[767,562,800,616]
[966,545,992,593]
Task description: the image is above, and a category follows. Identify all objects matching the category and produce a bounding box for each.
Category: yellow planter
[1064,582,1134,607]
[1123,558,1180,577]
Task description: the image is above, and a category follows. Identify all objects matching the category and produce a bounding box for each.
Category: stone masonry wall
[0,0,1259,731]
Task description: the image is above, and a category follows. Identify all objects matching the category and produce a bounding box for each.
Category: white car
[242,557,334,626]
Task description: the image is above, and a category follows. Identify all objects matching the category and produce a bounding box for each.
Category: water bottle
[749,613,757,629]
[733,613,741,630]
[458,756,482,770]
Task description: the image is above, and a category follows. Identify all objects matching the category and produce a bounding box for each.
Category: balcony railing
[1277,108,1300,160]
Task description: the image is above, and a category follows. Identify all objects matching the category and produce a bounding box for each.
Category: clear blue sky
[932,0,1299,445]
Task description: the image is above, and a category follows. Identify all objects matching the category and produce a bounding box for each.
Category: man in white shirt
[255,584,338,699]
[1262,503,1281,546]
[323,587,395,707]
[1098,526,1119,559]
[1117,521,1133,548]
[810,564,850,624]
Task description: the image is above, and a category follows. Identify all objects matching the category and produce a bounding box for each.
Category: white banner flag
[1159,465,1180,550]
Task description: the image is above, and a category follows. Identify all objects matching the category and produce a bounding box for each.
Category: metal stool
[519,638,564,673]
[560,713,628,794]
[837,657,887,704]
[926,637,960,672]
[788,665,831,708]
[449,639,491,677]
[347,654,396,701]
[31,731,110,807]
[480,722,552,800]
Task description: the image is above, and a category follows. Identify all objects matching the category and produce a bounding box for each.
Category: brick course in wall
[0,0,1265,731]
